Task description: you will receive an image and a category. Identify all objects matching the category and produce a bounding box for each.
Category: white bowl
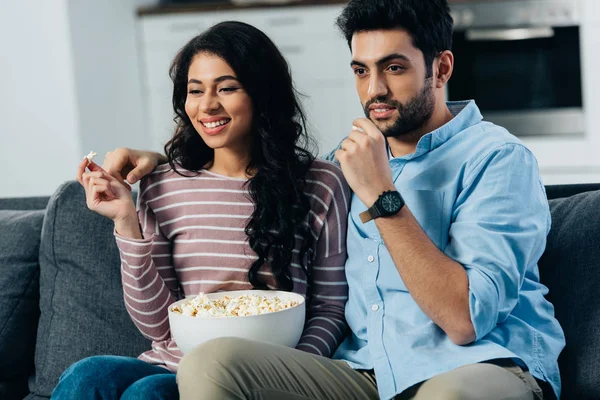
[168,290,306,355]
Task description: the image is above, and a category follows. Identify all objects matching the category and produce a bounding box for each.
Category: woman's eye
[220,87,239,92]
[188,89,202,95]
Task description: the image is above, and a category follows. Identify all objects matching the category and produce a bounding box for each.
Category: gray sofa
[0,180,599,399]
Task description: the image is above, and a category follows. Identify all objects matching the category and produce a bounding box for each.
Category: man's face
[351,29,435,138]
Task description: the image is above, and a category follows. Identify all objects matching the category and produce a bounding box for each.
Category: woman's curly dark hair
[164,21,316,291]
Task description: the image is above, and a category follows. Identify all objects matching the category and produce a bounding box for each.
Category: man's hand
[102,148,167,190]
[335,118,395,207]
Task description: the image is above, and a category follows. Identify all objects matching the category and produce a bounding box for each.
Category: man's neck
[388,102,454,158]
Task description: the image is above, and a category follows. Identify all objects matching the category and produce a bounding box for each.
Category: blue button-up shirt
[325,101,565,400]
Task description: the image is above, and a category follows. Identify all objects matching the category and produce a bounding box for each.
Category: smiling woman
[182,54,253,152]
[55,21,351,400]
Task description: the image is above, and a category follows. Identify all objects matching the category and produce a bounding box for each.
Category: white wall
[68,0,146,165]
[0,0,81,197]
[0,0,148,198]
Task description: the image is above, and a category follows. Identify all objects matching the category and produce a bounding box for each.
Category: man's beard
[363,81,435,138]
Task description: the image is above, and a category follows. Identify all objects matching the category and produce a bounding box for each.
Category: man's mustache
[364,98,403,113]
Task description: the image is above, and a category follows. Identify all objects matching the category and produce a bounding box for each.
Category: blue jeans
[51,355,178,400]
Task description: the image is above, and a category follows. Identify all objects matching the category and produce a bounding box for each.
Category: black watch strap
[359,202,380,223]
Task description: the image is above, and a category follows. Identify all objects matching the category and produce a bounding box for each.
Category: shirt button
[367,255,375,262]
[371,304,379,311]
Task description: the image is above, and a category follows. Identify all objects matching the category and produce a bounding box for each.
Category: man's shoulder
[457,120,532,161]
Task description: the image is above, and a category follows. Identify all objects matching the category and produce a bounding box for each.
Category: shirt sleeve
[296,167,351,357]
[444,144,551,341]
[114,178,181,342]
[320,139,344,165]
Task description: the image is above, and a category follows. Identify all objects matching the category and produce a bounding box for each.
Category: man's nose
[367,72,389,99]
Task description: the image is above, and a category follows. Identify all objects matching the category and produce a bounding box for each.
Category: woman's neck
[208,147,253,179]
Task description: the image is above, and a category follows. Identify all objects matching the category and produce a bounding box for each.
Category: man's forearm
[375,207,475,345]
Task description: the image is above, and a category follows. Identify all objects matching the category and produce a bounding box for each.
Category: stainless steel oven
[448,0,584,136]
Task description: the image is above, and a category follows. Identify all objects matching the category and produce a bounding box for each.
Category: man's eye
[354,68,366,76]
[388,65,405,72]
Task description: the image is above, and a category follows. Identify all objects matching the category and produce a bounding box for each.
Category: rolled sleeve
[445,144,550,341]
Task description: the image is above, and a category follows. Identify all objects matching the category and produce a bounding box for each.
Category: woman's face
[185,52,253,152]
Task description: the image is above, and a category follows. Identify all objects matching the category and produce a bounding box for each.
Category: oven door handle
[465,27,555,41]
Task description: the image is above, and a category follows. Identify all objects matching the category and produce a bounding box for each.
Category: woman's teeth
[203,120,229,128]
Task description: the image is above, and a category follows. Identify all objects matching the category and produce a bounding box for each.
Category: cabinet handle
[265,16,301,27]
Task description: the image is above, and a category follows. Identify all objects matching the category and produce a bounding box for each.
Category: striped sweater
[114,159,351,371]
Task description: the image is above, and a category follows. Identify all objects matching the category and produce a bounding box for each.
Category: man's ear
[434,50,454,88]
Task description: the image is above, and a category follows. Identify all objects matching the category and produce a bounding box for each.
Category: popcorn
[171,293,299,318]
[84,151,97,163]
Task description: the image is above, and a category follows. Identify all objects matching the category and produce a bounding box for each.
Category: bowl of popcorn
[168,290,306,354]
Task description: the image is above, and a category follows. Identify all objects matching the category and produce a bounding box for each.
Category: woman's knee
[52,356,128,399]
[121,374,178,400]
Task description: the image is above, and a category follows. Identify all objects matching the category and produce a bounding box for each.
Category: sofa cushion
[539,189,600,400]
[31,181,150,398]
[0,210,44,400]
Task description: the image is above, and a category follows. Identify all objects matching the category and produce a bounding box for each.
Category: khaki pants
[177,338,544,400]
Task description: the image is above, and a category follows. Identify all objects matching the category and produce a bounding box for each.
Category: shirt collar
[388,100,482,160]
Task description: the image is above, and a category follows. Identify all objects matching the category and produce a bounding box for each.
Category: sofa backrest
[539,185,600,400]
[0,197,49,211]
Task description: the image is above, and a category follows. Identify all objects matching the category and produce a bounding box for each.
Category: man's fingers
[352,118,384,142]
[97,157,132,190]
[127,157,154,184]
[348,130,371,148]
[103,149,132,180]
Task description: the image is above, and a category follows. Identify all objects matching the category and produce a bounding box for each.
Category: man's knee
[412,384,463,400]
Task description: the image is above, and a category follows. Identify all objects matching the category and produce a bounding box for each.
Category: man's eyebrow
[350,53,411,68]
[187,75,239,85]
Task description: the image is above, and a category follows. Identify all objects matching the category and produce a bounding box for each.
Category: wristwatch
[359,190,405,223]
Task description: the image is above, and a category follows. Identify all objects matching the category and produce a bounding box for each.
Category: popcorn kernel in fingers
[84,151,97,164]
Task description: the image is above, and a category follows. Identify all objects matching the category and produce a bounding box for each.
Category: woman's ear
[434,50,454,88]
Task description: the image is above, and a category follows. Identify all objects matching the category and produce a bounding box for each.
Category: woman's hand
[102,148,167,189]
[76,158,141,238]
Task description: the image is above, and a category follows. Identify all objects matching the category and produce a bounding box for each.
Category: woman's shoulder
[305,159,350,201]
[137,162,200,201]
[307,158,345,180]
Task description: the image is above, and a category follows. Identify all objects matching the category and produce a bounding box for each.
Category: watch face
[381,192,402,213]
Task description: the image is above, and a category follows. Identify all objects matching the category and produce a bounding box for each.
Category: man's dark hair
[336,0,453,76]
